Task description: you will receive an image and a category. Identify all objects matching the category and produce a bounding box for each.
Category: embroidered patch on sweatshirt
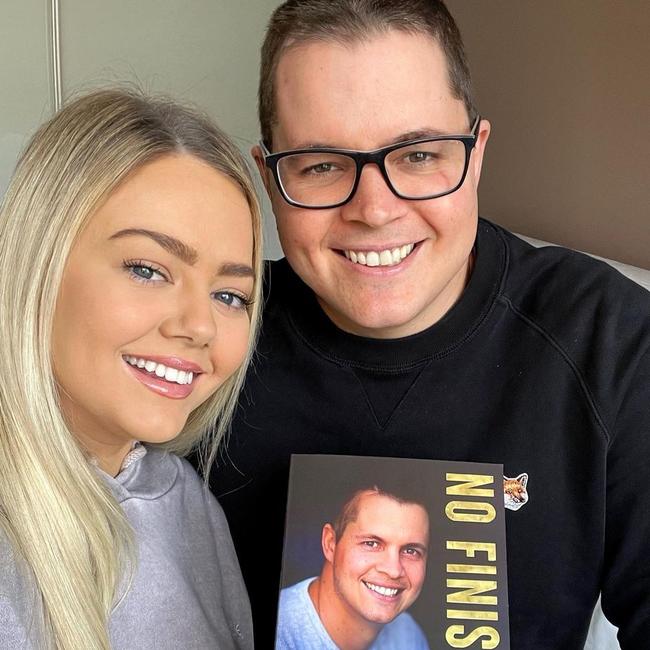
[503,473,529,511]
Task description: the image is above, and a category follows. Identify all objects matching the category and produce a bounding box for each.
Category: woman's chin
[128,411,187,446]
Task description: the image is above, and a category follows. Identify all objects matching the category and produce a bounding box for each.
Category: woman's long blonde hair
[0,88,263,650]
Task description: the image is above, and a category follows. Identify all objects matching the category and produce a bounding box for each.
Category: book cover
[275,454,510,649]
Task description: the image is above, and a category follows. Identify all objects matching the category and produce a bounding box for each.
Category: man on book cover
[276,486,430,649]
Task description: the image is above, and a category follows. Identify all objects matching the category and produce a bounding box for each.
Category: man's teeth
[344,244,414,267]
[364,582,399,597]
[124,356,194,385]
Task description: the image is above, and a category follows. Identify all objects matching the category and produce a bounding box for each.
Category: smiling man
[259,26,486,340]
[208,1,650,648]
[276,488,430,650]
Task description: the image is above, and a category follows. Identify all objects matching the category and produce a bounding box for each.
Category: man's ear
[251,144,272,198]
[471,118,491,186]
[322,524,337,564]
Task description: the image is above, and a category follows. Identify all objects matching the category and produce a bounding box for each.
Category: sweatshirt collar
[98,446,178,503]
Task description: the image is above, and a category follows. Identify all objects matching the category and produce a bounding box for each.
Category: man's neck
[309,572,382,650]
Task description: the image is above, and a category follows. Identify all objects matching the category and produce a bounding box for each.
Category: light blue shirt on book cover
[276,577,430,649]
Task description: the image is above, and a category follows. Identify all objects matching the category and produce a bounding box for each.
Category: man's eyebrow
[354,534,385,543]
[388,129,447,145]
[353,534,427,553]
[109,228,198,265]
[286,128,452,151]
[283,141,337,151]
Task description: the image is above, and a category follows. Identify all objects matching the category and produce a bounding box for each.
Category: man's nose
[159,288,217,347]
[341,164,407,227]
[375,548,406,579]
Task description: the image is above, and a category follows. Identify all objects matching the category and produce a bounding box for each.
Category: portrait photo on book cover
[275,454,510,649]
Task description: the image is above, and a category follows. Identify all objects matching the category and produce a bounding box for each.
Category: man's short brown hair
[259,0,476,148]
[332,486,428,539]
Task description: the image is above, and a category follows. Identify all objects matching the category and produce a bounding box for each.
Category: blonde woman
[0,89,263,650]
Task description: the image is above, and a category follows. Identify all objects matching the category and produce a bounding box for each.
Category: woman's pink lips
[124,354,205,373]
[124,360,196,399]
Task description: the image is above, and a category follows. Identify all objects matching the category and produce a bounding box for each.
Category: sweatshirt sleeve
[0,539,41,650]
[0,597,37,649]
[202,480,255,650]
[600,345,650,646]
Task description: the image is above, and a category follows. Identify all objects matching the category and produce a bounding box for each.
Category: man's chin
[361,607,405,627]
[328,310,425,339]
[316,297,421,338]
[358,591,410,624]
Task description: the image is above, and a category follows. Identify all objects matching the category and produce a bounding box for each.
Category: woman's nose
[159,288,217,347]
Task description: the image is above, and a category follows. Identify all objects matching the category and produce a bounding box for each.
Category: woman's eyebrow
[109,228,254,278]
[219,262,255,278]
[109,228,198,265]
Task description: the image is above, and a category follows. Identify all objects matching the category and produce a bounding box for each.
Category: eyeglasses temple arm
[259,140,272,157]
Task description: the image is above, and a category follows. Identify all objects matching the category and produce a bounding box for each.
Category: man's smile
[343,243,416,267]
[362,580,405,599]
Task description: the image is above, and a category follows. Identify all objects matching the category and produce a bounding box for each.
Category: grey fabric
[0,536,47,649]
[0,447,253,649]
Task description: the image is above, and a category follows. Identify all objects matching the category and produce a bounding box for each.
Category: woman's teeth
[344,243,414,267]
[124,356,194,385]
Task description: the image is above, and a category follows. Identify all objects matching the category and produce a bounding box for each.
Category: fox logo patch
[503,473,529,511]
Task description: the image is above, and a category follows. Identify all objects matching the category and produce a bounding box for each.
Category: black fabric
[350,364,425,428]
[207,219,650,649]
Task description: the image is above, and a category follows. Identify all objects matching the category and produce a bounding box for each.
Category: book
[275,454,510,649]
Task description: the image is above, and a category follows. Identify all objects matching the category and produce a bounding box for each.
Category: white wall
[0,0,283,256]
[0,1,53,196]
[4,2,646,267]
[446,0,650,269]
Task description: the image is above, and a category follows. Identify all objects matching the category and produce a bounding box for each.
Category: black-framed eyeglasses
[260,115,481,209]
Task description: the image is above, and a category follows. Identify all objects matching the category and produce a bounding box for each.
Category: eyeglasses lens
[277,153,356,208]
[384,139,467,199]
[276,139,467,207]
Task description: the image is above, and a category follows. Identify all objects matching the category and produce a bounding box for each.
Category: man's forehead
[272,30,467,150]
[350,493,429,537]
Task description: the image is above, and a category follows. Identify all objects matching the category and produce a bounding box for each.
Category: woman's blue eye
[214,291,250,310]
[122,260,250,309]
[132,265,155,280]
[123,260,166,283]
